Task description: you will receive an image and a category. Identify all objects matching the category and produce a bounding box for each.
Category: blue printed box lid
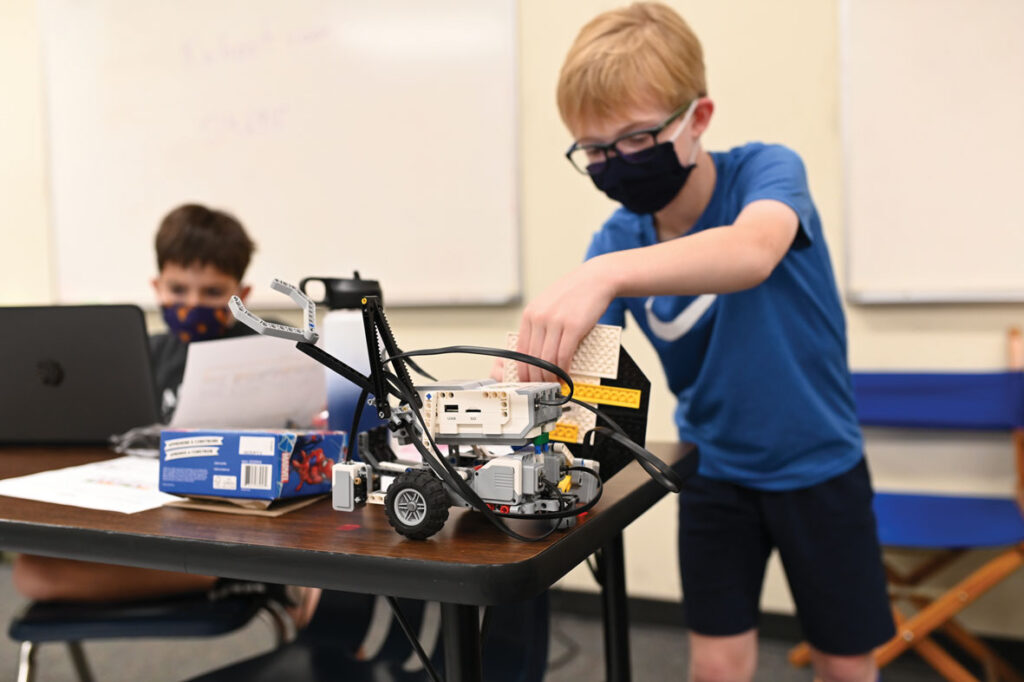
[159,429,346,501]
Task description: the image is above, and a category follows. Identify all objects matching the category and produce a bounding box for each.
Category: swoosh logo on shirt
[644,294,717,342]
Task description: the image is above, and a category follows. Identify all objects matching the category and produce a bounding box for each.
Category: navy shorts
[678,457,895,655]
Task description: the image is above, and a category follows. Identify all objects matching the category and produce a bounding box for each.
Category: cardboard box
[159,429,346,501]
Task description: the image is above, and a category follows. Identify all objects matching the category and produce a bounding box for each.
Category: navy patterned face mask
[161,304,232,343]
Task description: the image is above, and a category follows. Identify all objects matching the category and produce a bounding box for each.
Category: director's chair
[790,330,1024,682]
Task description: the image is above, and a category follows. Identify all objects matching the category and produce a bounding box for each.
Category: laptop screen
[0,305,160,444]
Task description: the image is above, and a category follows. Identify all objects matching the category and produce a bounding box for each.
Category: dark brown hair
[155,204,255,281]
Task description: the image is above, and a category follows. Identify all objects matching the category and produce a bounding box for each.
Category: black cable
[388,345,681,493]
[393,348,436,382]
[546,475,568,510]
[382,371,564,542]
[385,345,575,406]
[584,426,682,493]
[495,467,603,520]
[384,595,443,682]
[346,387,368,462]
[571,399,683,493]
[369,342,679,536]
[399,417,595,537]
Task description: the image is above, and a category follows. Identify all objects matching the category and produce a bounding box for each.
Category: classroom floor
[0,561,944,681]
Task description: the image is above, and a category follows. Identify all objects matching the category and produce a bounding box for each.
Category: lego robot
[230,279,679,541]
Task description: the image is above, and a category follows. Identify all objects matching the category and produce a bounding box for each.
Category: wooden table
[0,442,693,682]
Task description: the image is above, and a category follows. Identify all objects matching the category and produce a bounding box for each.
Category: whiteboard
[843,0,1024,303]
[41,0,519,307]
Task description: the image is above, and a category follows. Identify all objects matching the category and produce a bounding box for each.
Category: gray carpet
[0,559,943,681]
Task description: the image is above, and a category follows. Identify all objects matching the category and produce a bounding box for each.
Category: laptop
[0,305,160,444]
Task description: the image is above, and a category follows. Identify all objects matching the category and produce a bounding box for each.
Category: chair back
[852,328,1024,513]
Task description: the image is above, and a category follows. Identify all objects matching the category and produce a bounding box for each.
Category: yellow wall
[0,0,51,304]
[4,0,1024,637]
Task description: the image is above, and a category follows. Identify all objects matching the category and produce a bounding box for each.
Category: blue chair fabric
[853,371,1024,430]
[854,371,1024,549]
[8,591,267,643]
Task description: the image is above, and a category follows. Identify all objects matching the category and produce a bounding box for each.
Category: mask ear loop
[669,98,702,165]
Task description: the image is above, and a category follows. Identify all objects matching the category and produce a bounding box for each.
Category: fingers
[538,323,564,383]
[525,323,548,383]
[556,324,585,380]
[516,306,580,383]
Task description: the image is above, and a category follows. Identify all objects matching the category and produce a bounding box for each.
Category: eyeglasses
[565,103,693,176]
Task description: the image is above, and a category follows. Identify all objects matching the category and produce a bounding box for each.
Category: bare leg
[689,629,757,682]
[810,647,877,682]
[14,554,322,630]
[12,554,215,603]
[287,587,322,629]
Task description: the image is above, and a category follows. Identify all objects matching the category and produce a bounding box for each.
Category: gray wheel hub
[394,488,427,525]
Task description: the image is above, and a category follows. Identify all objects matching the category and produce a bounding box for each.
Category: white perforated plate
[504,324,621,381]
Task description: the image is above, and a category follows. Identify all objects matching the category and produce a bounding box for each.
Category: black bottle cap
[299,272,383,310]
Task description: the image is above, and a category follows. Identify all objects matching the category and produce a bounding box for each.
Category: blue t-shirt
[585,142,862,491]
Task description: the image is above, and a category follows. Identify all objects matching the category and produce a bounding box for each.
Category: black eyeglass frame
[564,103,692,175]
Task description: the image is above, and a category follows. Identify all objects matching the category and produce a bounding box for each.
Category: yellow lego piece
[558,474,572,493]
[551,398,597,444]
[561,383,642,409]
[548,422,579,443]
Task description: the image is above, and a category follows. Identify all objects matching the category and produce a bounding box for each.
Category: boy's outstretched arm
[516,199,799,382]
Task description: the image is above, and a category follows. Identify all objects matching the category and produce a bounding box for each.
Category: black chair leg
[67,642,94,682]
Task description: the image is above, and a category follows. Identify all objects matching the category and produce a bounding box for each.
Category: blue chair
[792,368,1024,681]
[856,370,1024,681]
[8,583,291,682]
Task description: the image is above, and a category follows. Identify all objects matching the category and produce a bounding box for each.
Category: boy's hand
[515,256,618,382]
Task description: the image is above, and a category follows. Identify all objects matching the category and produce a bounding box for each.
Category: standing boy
[515,4,894,681]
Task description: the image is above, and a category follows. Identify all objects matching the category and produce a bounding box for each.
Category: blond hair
[556,2,706,131]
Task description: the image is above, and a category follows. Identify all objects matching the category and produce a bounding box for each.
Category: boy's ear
[150,277,162,299]
[237,284,252,303]
[690,97,715,138]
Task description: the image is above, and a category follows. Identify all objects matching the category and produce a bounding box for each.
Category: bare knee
[12,554,68,601]
[811,650,876,682]
[689,630,757,682]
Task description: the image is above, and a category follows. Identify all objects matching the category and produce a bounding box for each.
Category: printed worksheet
[171,334,326,429]
[0,456,178,513]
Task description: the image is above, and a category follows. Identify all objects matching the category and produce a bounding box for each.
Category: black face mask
[589,142,696,215]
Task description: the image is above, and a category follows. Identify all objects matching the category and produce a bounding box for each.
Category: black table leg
[601,533,631,682]
[441,602,482,682]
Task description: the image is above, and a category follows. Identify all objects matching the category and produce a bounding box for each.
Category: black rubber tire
[384,469,450,540]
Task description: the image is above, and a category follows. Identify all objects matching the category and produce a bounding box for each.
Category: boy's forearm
[598,224,778,299]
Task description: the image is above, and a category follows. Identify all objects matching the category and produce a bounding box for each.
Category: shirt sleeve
[584,230,627,327]
[737,145,816,250]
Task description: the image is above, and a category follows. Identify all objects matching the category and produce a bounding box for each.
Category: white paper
[170,335,327,429]
[0,456,179,514]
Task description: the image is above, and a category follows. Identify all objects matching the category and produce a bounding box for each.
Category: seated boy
[513,4,894,682]
[13,204,318,625]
